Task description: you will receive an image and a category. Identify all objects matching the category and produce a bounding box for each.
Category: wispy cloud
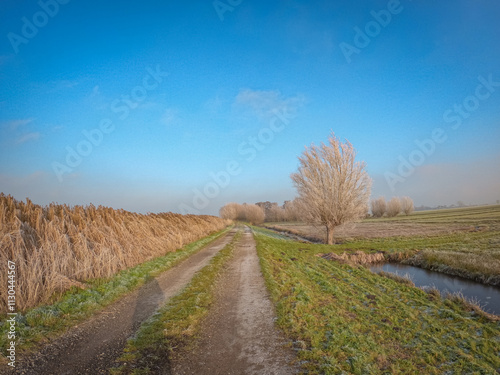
[203,95,225,115]
[234,89,306,120]
[51,125,65,132]
[16,132,41,144]
[0,54,14,66]
[45,79,80,93]
[138,101,160,110]
[2,118,35,130]
[90,85,100,97]
[161,108,178,126]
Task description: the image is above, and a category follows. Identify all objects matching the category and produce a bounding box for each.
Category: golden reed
[0,194,229,313]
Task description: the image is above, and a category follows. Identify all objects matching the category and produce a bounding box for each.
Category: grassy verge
[0,226,232,359]
[262,221,500,285]
[253,227,500,374]
[111,229,241,374]
[264,206,500,285]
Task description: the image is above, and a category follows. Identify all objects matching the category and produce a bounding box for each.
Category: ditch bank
[262,225,323,244]
[370,263,500,316]
[317,251,500,316]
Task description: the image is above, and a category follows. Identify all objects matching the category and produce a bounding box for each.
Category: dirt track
[172,226,299,375]
[5,228,237,375]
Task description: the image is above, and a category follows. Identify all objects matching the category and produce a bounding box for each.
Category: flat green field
[265,205,500,285]
[254,222,500,374]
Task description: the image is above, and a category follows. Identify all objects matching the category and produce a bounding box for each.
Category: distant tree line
[220,133,415,244]
[370,196,414,217]
[219,199,302,224]
[219,202,265,224]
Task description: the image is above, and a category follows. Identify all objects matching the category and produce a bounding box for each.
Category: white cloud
[91,85,100,97]
[203,95,225,115]
[16,132,41,144]
[44,80,80,93]
[161,108,178,126]
[138,102,158,110]
[1,118,35,130]
[234,89,306,121]
[51,125,65,132]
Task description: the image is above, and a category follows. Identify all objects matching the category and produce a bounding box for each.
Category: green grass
[254,227,500,374]
[265,205,500,285]
[111,229,241,375]
[0,227,232,359]
[343,228,500,284]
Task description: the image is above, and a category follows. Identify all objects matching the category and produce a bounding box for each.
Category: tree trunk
[326,224,335,245]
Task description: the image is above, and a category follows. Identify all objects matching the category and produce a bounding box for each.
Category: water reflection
[370,263,500,315]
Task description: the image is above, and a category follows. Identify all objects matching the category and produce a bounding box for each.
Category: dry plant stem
[0,194,230,313]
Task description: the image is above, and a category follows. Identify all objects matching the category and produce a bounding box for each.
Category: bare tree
[243,204,265,224]
[269,204,286,222]
[399,196,414,215]
[386,197,402,217]
[370,197,387,218]
[219,202,265,224]
[219,202,241,220]
[255,201,274,221]
[283,199,301,221]
[290,133,372,244]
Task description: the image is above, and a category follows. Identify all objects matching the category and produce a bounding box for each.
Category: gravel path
[3,229,237,375]
[172,226,299,375]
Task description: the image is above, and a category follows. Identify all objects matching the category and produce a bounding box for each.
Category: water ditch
[262,226,323,244]
[370,263,500,315]
[257,226,500,315]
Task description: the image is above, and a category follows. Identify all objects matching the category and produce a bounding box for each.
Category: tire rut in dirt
[172,226,299,375]
[5,229,237,375]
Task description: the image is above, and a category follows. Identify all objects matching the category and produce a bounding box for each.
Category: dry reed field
[0,194,229,314]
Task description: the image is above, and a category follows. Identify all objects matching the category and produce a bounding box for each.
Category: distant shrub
[371,197,386,218]
[283,199,301,221]
[244,204,265,225]
[400,196,414,215]
[386,197,402,217]
[219,202,240,220]
[219,202,265,224]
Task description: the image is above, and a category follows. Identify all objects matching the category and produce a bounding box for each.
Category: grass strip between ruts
[111,229,242,375]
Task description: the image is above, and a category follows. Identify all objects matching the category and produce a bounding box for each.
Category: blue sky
[1,0,499,215]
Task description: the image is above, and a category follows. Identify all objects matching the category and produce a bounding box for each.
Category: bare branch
[290,132,372,244]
